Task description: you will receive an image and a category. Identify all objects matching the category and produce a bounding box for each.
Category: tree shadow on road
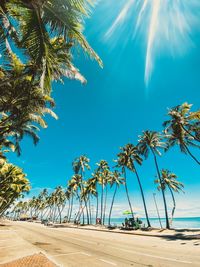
[158,232,200,246]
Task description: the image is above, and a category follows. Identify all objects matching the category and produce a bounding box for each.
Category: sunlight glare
[105,0,200,86]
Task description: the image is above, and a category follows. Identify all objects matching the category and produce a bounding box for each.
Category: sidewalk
[0,224,58,266]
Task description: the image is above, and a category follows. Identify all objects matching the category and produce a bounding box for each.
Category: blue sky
[8,1,200,218]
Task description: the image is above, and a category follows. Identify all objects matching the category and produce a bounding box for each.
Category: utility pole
[153,193,162,229]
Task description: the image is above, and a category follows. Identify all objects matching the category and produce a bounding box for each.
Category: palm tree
[88,171,100,223]
[155,169,184,226]
[115,148,135,220]
[108,170,124,226]
[0,161,30,216]
[0,53,58,155]
[85,178,98,224]
[96,160,109,225]
[163,103,200,165]
[0,0,102,93]
[116,144,151,227]
[72,156,90,224]
[138,130,170,229]
[67,175,80,223]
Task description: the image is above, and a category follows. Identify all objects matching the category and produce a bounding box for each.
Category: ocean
[102,217,200,229]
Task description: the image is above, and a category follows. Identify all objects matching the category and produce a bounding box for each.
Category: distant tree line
[9,103,199,229]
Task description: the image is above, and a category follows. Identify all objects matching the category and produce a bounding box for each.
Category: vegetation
[0,2,199,231]
[0,1,101,215]
[5,102,199,229]
[0,161,30,216]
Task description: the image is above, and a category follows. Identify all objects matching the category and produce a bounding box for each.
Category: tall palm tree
[115,148,135,220]
[88,171,102,223]
[96,160,109,225]
[108,170,124,226]
[0,0,102,93]
[116,144,151,227]
[163,103,200,165]
[138,130,170,229]
[72,155,90,224]
[67,174,80,223]
[155,169,184,226]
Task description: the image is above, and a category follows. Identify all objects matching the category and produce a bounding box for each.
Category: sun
[105,0,200,86]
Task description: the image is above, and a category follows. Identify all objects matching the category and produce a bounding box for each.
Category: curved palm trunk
[124,168,134,219]
[151,150,170,229]
[108,184,118,226]
[96,193,99,224]
[168,186,176,227]
[153,193,163,228]
[134,166,151,228]
[74,194,82,222]
[103,185,108,225]
[88,196,92,224]
[100,183,104,224]
[66,200,70,222]
[181,124,200,142]
[84,198,90,225]
[184,145,200,165]
[68,195,74,223]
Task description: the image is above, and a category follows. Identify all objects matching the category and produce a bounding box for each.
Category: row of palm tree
[8,102,199,229]
[0,161,30,216]
[0,1,99,213]
[0,0,101,157]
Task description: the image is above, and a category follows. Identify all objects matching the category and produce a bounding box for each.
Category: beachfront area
[0,220,200,267]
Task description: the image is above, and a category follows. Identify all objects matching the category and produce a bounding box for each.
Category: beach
[0,220,200,267]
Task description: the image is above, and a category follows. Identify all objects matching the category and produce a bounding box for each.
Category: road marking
[116,247,193,264]
[99,259,117,266]
[52,252,81,257]
[0,244,21,249]
[81,252,91,256]
[66,236,95,245]
[52,252,91,257]
[52,233,192,265]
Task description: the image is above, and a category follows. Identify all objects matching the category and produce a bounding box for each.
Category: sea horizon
[85,216,200,229]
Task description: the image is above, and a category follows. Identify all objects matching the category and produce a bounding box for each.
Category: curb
[50,224,170,238]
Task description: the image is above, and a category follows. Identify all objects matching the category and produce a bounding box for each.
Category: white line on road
[116,247,193,265]
[66,236,95,245]
[99,259,117,266]
[81,252,92,256]
[0,244,21,249]
[52,252,82,257]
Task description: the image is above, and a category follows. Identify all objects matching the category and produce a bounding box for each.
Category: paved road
[8,222,200,267]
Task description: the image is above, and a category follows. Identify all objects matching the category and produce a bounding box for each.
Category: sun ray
[145,0,161,85]
[104,0,200,87]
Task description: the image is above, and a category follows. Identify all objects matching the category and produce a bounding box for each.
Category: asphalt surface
[4,221,200,267]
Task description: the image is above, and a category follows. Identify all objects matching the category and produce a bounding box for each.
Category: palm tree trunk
[123,168,134,219]
[88,196,92,224]
[184,145,200,165]
[134,165,151,227]
[96,194,99,224]
[68,194,74,223]
[108,184,118,226]
[100,183,104,224]
[84,198,90,225]
[181,124,200,142]
[66,200,70,222]
[74,197,82,222]
[103,185,108,225]
[168,186,176,227]
[151,149,170,229]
